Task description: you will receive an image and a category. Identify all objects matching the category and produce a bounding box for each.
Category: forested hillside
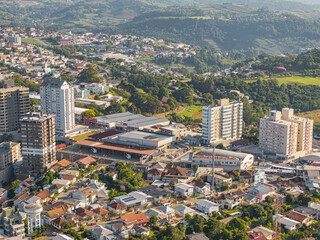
[120,6,320,56]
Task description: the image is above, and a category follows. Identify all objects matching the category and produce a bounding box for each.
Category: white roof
[175,205,195,215]
[53,234,73,240]
[196,199,219,209]
[115,191,151,206]
[174,183,193,190]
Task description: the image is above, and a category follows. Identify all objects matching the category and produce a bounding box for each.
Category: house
[147,169,162,180]
[285,210,312,226]
[132,225,150,237]
[72,156,96,169]
[107,202,126,215]
[120,212,149,227]
[239,171,253,183]
[196,199,219,215]
[15,178,35,195]
[51,217,67,230]
[250,226,274,240]
[248,184,274,201]
[106,171,118,181]
[49,184,65,194]
[175,205,196,216]
[56,159,72,169]
[72,187,97,206]
[90,225,117,240]
[44,206,68,225]
[244,193,257,204]
[61,174,77,184]
[213,174,232,188]
[149,162,167,172]
[163,165,190,183]
[59,169,79,178]
[144,208,167,223]
[92,208,109,220]
[247,232,268,240]
[74,207,96,222]
[36,190,53,203]
[192,180,211,196]
[88,180,109,198]
[106,220,130,239]
[137,185,171,204]
[115,191,152,208]
[214,190,245,210]
[254,170,266,184]
[174,183,194,197]
[274,214,300,230]
[158,205,175,220]
[52,179,72,187]
[186,233,209,240]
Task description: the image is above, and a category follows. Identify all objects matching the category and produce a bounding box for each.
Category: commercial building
[189,149,254,171]
[84,112,169,130]
[75,130,174,162]
[202,98,243,144]
[20,112,56,177]
[0,142,21,170]
[0,207,25,237]
[40,77,75,135]
[259,108,313,160]
[0,86,29,133]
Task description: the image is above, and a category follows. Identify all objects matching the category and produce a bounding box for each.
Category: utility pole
[273,195,282,240]
[211,144,215,194]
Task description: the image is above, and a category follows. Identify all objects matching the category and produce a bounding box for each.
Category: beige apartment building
[20,112,56,177]
[202,98,243,145]
[0,142,21,170]
[259,108,313,160]
[0,86,29,133]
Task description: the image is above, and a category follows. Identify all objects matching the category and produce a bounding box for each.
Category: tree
[150,215,158,227]
[221,182,229,191]
[192,164,199,172]
[264,196,275,205]
[78,64,103,83]
[81,109,96,118]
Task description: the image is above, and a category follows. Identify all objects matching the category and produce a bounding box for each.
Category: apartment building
[259,108,313,160]
[0,86,29,133]
[0,142,21,170]
[20,112,56,176]
[202,98,243,144]
[0,207,25,237]
[40,77,75,135]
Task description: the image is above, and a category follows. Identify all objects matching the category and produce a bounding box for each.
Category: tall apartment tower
[259,108,313,160]
[20,112,56,176]
[0,87,29,133]
[40,77,75,136]
[202,98,243,145]
[0,142,22,170]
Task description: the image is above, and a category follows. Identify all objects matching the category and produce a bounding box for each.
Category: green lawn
[177,105,203,121]
[21,38,42,45]
[245,76,320,86]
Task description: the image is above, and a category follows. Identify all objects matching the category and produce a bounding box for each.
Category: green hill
[119,5,320,56]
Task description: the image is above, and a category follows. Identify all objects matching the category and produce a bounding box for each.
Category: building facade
[0,86,29,133]
[202,98,243,144]
[20,112,56,176]
[25,203,43,235]
[0,142,22,170]
[0,207,25,237]
[259,108,313,159]
[40,77,75,135]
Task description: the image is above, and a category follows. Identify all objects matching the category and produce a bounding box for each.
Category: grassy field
[297,110,320,125]
[245,76,320,86]
[177,105,203,121]
[72,131,98,141]
[21,38,42,45]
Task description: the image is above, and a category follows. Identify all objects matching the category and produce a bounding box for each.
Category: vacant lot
[177,105,203,121]
[21,38,42,45]
[245,76,320,86]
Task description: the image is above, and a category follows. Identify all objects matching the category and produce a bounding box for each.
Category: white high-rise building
[259,108,313,160]
[40,77,75,135]
[25,203,42,235]
[202,98,243,145]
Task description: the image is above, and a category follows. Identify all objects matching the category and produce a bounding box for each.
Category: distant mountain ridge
[1,0,320,55]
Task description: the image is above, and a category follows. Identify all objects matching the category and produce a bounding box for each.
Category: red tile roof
[36,190,52,199]
[76,156,96,166]
[248,232,267,240]
[120,212,149,226]
[57,159,72,168]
